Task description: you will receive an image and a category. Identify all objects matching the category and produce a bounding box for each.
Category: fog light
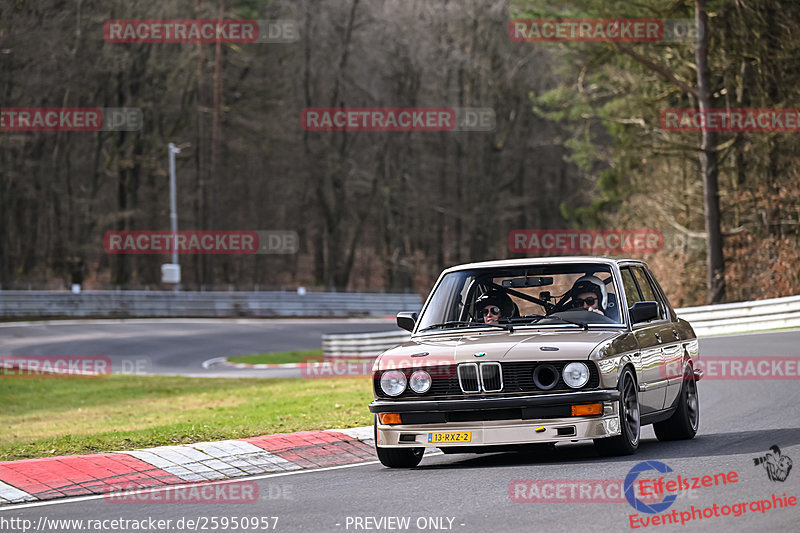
[379,413,403,425]
[571,403,603,416]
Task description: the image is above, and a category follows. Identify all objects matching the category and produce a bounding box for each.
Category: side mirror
[629,301,659,324]
[396,311,418,332]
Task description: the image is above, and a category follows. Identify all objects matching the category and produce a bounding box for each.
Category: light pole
[168,142,180,267]
[161,143,182,287]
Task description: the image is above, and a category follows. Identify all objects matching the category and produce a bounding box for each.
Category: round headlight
[409,370,432,393]
[562,362,590,389]
[380,370,407,396]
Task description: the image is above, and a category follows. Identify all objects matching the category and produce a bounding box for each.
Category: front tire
[654,362,699,441]
[594,366,640,456]
[374,416,424,468]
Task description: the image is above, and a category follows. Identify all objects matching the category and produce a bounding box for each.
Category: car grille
[457,363,480,393]
[480,362,503,392]
[374,360,600,399]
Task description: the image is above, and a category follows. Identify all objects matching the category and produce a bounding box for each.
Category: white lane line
[201,357,318,369]
[201,357,229,369]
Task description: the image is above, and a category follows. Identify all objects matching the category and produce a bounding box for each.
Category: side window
[632,267,666,319]
[632,268,656,301]
[621,268,642,308]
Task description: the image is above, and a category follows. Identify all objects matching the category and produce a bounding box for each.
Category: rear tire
[374,416,424,468]
[654,362,699,441]
[594,367,640,456]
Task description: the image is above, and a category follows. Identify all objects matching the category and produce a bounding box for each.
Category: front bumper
[370,389,622,448]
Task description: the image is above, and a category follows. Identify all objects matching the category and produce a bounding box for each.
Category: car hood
[373,329,623,371]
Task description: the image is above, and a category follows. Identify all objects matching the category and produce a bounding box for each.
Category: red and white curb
[0,427,374,505]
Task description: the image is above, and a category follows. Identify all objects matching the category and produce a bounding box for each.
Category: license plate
[427,432,471,443]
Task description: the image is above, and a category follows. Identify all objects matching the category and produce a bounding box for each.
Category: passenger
[570,275,607,316]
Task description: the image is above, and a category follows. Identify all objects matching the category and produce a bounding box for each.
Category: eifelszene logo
[624,460,739,514]
[625,461,677,514]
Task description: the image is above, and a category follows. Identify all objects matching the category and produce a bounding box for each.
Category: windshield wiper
[508,314,588,330]
[419,321,514,332]
[507,314,546,322]
[540,315,589,330]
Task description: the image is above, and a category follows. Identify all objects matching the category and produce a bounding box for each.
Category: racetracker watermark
[661,108,800,132]
[0,356,147,378]
[301,359,373,378]
[663,356,800,380]
[301,357,457,379]
[509,19,700,43]
[104,20,298,43]
[104,481,260,504]
[509,229,663,255]
[509,479,699,504]
[0,108,142,132]
[104,230,298,254]
[301,108,495,132]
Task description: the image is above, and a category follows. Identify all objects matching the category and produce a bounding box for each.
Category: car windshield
[416,263,624,332]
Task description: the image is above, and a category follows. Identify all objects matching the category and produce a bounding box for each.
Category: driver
[475,289,514,324]
[569,275,607,316]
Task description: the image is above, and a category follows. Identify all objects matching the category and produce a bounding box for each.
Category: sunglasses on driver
[573,297,598,307]
[481,306,501,316]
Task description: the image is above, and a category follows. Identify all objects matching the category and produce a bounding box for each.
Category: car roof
[441,256,646,274]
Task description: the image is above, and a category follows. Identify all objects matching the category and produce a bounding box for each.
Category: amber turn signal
[378,413,403,425]
[571,403,603,416]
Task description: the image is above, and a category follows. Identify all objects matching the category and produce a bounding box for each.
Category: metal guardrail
[322,295,800,357]
[322,330,413,358]
[0,290,422,319]
[674,294,800,336]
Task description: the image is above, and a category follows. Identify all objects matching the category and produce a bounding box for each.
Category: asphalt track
[0,318,395,377]
[1,325,799,532]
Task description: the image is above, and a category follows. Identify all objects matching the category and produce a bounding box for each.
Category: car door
[633,266,685,409]
[620,266,665,414]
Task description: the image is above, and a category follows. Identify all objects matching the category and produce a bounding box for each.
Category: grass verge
[0,373,373,461]
[227,349,324,365]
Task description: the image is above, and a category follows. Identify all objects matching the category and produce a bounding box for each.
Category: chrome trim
[369,389,620,413]
[639,378,669,392]
[457,363,481,393]
[480,362,503,392]
[457,362,504,393]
